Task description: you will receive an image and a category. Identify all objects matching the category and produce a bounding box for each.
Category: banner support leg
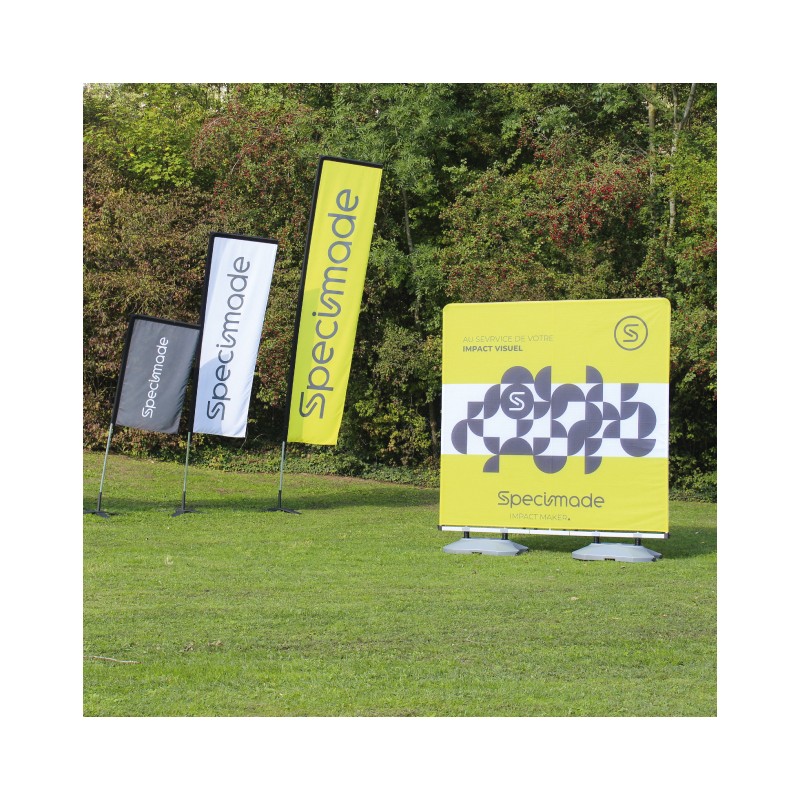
[173,431,198,517]
[85,422,113,518]
[267,441,300,514]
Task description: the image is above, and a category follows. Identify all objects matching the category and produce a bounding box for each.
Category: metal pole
[267,440,300,514]
[173,431,197,516]
[85,422,113,517]
[277,440,286,509]
[182,431,192,503]
[267,161,327,517]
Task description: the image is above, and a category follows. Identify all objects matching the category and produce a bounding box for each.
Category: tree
[82,83,717,497]
[438,84,716,496]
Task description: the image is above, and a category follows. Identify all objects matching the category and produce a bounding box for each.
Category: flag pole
[270,439,300,513]
[178,289,206,517]
[267,159,327,514]
[85,422,113,518]
[172,430,198,516]
[86,316,134,518]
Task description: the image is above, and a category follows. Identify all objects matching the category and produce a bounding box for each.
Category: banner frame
[438,298,671,546]
[439,525,668,540]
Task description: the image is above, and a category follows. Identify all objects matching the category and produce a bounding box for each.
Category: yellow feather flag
[286,157,383,445]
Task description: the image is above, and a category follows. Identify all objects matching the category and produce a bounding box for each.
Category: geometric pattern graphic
[450,365,660,475]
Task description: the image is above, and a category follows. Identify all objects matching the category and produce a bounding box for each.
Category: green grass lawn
[84,452,716,717]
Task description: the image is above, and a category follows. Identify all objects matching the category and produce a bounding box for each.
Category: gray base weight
[172,507,198,517]
[443,537,528,556]
[571,542,662,562]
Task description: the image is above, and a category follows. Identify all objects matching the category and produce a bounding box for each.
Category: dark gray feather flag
[113,316,200,434]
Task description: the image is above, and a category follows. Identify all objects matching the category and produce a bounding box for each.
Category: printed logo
[141,336,169,419]
[614,316,648,350]
[205,255,252,421]
[450,365,658,475]
[296,188,362,421]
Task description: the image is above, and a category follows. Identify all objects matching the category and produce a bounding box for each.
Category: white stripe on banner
[193,234,278,438]
[441,381,669,459]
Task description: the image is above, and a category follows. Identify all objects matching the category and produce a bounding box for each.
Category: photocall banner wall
[193,233,278,438]
[113,316,200,435]
[439,299,671,534]
[286,157,383,445]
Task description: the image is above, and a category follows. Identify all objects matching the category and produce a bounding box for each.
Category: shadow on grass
[86,505,715,561]
[84,455,715,560]
[506,523,716,560]
[83,484,438,516]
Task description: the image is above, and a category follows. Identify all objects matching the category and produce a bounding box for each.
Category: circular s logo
[500,384,534,418]
[614,316,648,351]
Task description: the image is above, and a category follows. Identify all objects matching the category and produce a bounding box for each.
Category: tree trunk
[648,83,657,191]
[428,399,440,451]
[668,83,697,244]
[402,187,414,255]
[647,84,658,238]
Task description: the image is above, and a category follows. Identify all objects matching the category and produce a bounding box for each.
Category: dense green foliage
[84,453,716,716]
[83,83,716,498]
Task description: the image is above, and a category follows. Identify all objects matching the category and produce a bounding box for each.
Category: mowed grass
[84,452,716,717]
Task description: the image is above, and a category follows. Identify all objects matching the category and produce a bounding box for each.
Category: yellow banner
[439,299,671,533]
[287,158,382,444]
